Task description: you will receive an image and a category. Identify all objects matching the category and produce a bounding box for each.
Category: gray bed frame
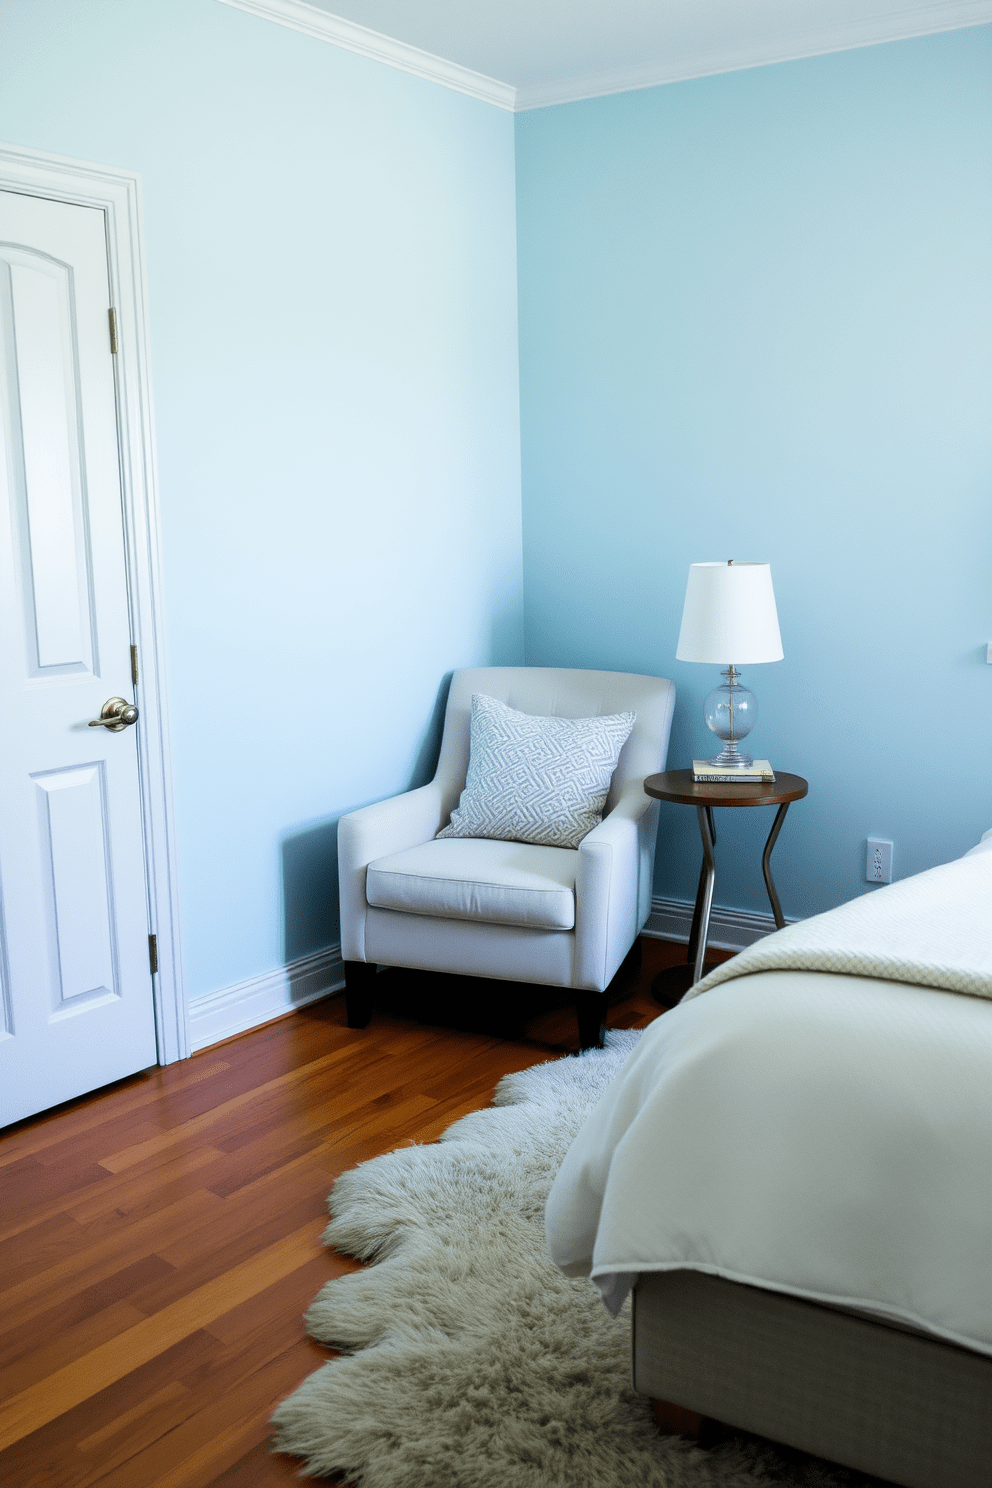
[633,1270,992,1488]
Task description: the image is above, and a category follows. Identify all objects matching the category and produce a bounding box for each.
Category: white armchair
[338,667,675,1048]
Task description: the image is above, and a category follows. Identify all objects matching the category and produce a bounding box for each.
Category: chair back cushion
[437,693,633,848]
[433,668,676,824]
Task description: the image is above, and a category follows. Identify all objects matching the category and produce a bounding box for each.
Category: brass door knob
[88,697,139,731]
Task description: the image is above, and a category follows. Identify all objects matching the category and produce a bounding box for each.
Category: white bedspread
[682,847,992,1006]
[545,847,992,1354]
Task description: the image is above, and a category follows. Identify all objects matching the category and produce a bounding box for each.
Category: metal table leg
[761,802,790,930]
[691,804,717,985]
[652,805,721,1004]
[686,807,715,968]
[652,792,795,1007]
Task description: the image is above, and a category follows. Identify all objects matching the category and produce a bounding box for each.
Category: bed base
[633,1270,992,1488]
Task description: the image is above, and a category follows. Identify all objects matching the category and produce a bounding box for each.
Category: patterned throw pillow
[437,693,635,849]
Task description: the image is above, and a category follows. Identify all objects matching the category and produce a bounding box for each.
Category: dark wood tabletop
[644,769,808,808]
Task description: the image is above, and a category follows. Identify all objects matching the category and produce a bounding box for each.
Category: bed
[545,835,992,1488]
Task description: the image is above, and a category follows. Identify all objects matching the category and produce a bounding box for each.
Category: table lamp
[676,560,783,768]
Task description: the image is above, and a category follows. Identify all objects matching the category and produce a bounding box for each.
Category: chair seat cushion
[366,838,577,930]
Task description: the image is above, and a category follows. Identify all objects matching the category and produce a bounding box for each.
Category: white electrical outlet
[987,642,992,665]
[866,838,893,884]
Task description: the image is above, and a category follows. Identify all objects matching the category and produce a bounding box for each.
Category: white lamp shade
[676,561,784,665]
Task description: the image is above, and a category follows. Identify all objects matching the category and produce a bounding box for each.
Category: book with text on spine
[692,759,775,784]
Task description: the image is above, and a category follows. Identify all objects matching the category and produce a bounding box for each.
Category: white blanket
[545,847,992,1354]
[684,847,992,1006]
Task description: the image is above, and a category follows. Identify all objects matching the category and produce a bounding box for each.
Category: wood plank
[106,1149,340,1280]
[77,1286,335,1488]
[0,1221,324,1448]
[1,1155,117,1223]
[0,1144,224,1245]
[96,1046,369,1172]
[0,1060,231,1169]
[64,1145,226,1227]
[0,1210,87,1288]
[93,1344,314,1488]
[403,1095,502,1145]
[0,1189,226,1331]
[0,1254,176,1370]
[0,1300,149,1397]
[0,1330,224,1488]
[203,1435,307,1487]
[133,1202,328,1310]
[203,1254,344,1347]
[77,1381,191,1452]
[329,1091,439,1146]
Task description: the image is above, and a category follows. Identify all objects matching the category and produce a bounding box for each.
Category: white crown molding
[514,1,992,110]
[218,0,992,113]
[188,943,344,1052]
[215,0,516,109]
[644,896,793,952]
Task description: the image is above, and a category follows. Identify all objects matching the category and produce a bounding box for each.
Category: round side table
[644,769,808,1005]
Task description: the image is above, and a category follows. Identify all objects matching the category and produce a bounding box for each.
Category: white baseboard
[644,896,793,952]
[188,944,344,1052]
[186,903,786,1052]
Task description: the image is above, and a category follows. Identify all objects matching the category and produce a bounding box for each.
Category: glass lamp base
[706,742,754,768]
[703,667,758,767]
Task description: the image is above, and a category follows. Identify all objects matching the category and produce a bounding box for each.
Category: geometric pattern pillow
[436,693,635,850]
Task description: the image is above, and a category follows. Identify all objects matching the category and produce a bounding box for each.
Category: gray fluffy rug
[272,1030,877,1487]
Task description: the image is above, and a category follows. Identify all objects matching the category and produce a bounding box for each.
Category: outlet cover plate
[866,838,893,884]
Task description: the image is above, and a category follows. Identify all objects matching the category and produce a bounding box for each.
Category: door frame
[0,142,189,1063]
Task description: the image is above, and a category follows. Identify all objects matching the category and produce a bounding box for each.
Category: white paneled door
[0,189,158,1126]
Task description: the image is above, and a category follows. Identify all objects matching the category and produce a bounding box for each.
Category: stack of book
[693,759,776,784]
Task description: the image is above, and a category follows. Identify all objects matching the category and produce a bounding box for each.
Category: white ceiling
[220,0,992,108]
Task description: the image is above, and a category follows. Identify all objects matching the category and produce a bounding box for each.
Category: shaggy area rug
[272,1031,879,1487]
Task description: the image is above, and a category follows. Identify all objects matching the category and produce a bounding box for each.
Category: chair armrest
[574,785,659,991]
[338,783,446,962]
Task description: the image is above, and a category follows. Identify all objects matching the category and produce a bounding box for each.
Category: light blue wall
[3,8,989,992]
[0,0,523,998]
[516,28,992,921]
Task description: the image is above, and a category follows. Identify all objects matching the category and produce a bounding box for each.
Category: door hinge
[148,933,158,975]
[108,307,119,354]
[131,644,139,686]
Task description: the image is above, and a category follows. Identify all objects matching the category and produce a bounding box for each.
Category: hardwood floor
[0,937,727,1488]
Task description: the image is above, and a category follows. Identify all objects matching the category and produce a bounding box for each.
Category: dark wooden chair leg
[576,990,608,1051]
[344,960,377,1029]
[576,939,643,1050]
